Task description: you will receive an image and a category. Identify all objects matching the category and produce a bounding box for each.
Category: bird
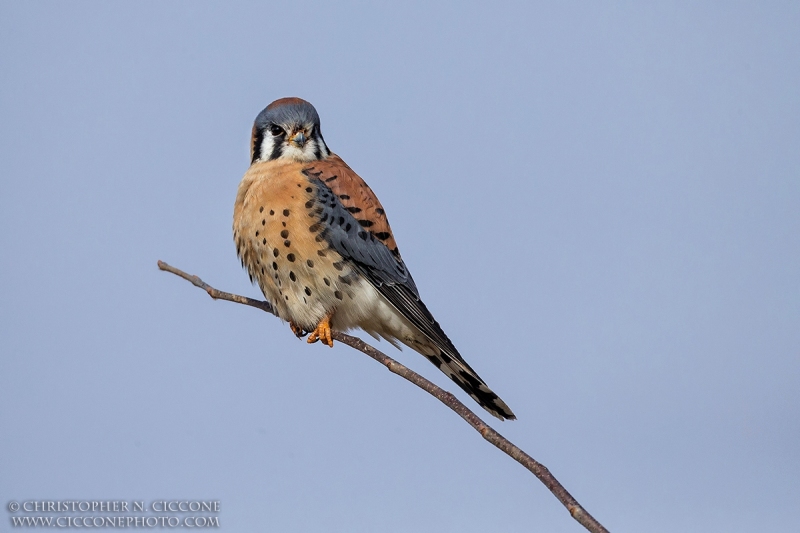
[233,97,515,420]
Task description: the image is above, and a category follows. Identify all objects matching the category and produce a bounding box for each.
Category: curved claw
[289,322,307,339]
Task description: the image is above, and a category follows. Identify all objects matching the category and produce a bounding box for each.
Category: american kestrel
[233,98,515,420]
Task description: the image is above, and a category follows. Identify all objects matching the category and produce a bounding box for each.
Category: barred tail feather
[425,349,516,421]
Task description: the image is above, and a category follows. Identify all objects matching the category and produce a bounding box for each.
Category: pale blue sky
[1,2,798,531]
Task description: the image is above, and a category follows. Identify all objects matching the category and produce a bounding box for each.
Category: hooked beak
[290,131,307,148]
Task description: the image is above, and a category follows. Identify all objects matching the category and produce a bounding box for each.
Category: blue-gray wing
[306,177,468,366]
[303,174,516,420]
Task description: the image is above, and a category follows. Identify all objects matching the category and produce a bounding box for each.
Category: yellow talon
[307,314,334,348]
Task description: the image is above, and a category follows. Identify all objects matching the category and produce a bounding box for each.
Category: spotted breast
[234,159,363,331]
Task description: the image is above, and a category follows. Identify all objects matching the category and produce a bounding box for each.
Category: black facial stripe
[251,129,264,164]
[315,132,328,156]
[268,136,283,161]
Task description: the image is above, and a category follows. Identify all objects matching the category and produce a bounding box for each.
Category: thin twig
[157,260,610,533]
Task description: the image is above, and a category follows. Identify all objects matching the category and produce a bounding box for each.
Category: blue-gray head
[250,97,330,164]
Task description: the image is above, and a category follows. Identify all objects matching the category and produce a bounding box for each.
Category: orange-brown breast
[233,159,362,327]
[301,154,401,258]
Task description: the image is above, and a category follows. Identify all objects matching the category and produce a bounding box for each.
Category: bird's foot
[289,321,307,339]
[307,313,334,348]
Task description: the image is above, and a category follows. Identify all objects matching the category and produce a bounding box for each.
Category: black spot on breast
[305,200,314,208]
[284,240,291,247]
[262,219,265,226]
[272,262,278,270]
[259,206,264,213]
[358,219,373,227]
[332,262,344,271]
[283,209,290,216]
[305,187,313,192]
[323,277,330,286]
[334,290,343,300]
[280,229,289,238]
[287,253,295,262]
[255,230,259,236]
[270,210,275,215]
[304,287,312,296]
[375,232,391,240]
[317,249,327,257]
[309,223,321,232]
[282,221,286,227]
[338,275,351,285]
[289,271,296,281]
[346,206,362,214]
[273,248,279,257]
[306,259,314,268]
[262,238,267,245]
[285,295,289,300]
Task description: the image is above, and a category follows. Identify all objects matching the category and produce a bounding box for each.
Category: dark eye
[269,125,285,136]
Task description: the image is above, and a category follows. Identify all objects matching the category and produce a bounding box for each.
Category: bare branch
[157,260,610,533]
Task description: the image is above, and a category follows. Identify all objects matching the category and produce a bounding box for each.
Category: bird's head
[250,97,330,164]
